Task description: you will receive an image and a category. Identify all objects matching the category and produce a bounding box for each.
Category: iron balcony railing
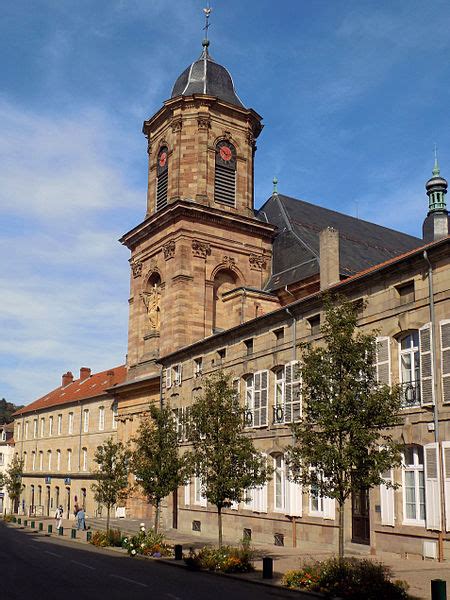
[400,380,421,408]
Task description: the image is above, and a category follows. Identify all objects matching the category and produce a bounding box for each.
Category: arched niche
[142,271,162,331]
[212,268,239,333]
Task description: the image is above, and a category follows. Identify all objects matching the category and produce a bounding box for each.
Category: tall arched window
[156,146,169,211]
[214,140,236,207]
[399,331,420,407]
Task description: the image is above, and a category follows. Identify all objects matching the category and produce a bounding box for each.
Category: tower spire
[432,143,440,177]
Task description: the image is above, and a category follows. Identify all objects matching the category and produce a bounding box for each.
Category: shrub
[281,557,411,599]
[122,527,172,558]
[184,543,255,573]
[2,514,14,522]
[90,528,123,548]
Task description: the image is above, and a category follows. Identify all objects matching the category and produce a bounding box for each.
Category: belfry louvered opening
[156,146,169,212]
[215,141,236,207]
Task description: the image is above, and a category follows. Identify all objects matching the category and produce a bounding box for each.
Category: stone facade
[0,424,14,514]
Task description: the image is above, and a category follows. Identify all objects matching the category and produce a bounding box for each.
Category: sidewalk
[12,515,449,600]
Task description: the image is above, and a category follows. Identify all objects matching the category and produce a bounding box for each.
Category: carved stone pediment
[163,240,176,260]
[249,253,267,271]
[192,240,212,259]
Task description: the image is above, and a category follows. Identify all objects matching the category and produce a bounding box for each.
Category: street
[0,522,312,600]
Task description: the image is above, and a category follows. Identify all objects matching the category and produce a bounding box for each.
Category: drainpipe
[159,366,164,409]
[423,250,445,561]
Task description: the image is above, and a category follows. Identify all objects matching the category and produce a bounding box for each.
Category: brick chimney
[61,371,74,387]
[320,227,340,290]
[79,367,91,381]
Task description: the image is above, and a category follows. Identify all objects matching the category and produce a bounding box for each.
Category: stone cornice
[120,199,276,250]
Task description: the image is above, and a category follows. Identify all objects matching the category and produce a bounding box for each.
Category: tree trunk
[154,501,160,533]
[218,506,223,548]
[338,501,345,559]
[106,505,111,535]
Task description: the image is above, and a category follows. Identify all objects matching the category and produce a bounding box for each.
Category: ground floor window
[403,445,425,525]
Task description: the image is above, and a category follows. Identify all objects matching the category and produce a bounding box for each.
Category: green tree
[92,438,131,533]
[189,371,271,547]
[3,455,24,514]
[286,297,403,558]
[131,403,188,533]
[0,399,24,424]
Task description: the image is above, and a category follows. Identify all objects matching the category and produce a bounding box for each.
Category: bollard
[24,519,28,527]
[262,556,273,579]
[71,528,77,539]
[12,517,16,523]
[58,527,64,536]
[48,524,53,534]
[38,522,43,531]
[17,518,21,525]
[86,531,92,542]
[30,521,35,529]
[431,579,447,600]
[174,544,183,560]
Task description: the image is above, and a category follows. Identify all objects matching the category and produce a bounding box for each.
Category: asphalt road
[0,522,312,600]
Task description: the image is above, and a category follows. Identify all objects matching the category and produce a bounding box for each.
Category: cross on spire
[203,2,212,42]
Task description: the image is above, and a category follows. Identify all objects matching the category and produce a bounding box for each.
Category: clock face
[159,151,167,168]
[219,145,232,162]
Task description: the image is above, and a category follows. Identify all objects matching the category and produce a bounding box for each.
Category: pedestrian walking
[55,505,63,530]
[76,507,86,530]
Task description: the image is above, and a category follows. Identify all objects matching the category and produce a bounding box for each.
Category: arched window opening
[156,146,169,211]
[399,331,420,407]
[214,140,236,207]
[212,269,238,333]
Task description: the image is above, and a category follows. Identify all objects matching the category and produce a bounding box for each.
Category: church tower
[121,17,277,381]
[422,149,449,243]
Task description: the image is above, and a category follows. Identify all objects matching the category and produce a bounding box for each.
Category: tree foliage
[92,438,131,532]
[3,455,24,513]
[189,371,271,546]
[286,297,403,557]
[0,399,24,425]
[131,403,189,533]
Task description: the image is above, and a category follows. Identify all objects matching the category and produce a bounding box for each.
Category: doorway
[351,488,370,544]
[46,486,51,516]
[66,487,71,519]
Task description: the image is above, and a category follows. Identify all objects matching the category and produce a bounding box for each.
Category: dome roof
[171,42,245,108]
[426,175,448,192]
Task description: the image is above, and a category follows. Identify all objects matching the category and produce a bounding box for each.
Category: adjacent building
[0,423,15,514]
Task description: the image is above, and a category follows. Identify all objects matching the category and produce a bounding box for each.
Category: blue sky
[1,0,450,405]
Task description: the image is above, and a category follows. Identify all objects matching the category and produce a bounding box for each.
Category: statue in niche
[141,284,161,330]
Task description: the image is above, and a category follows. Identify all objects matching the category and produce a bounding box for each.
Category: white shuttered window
[440,321,450,404]
[424,442,441,530]
[284,361,301,423]
[419,323,434,406]
[380,469,395,526]
[375,337,391,386]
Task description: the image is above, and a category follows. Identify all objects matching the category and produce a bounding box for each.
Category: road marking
[109,574,147,588]
[71,560,95,570]
[166,594,182,600]
[44,550,61,557]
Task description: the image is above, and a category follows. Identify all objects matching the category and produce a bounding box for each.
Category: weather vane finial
[203,2,212,44]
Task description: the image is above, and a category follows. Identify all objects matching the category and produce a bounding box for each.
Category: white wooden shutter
[178,363,183,385]
[286,479,302,517]
[259,482,268,513]
[184,479,190,506]
[380,469,395,526]
[253,372,261,427]
[284,361,301,422]
[442,442,450,532]
[166,367,172,389]
[260,370,268,426]
[323,496,336,520]
[424,442,441,530]
[440,321,450,404]
[420,323,434,406]
[375,337,391,386]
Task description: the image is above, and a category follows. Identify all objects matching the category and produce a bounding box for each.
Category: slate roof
[257,193,422,291]
[13,365,127,416]
[171,44,244,108]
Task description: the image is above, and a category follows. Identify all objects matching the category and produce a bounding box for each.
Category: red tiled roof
[13,365,127,417]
